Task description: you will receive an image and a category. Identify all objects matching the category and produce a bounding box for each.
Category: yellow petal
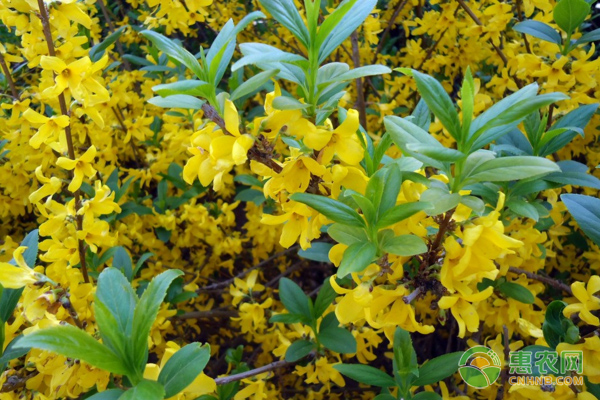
[224,100,240,136]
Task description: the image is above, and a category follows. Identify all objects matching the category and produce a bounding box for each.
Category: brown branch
[496,325,510,400]
[111,107,145,167]
[371,0,408,65]
[514,0,531,53]
[350,31,367,129]
[403,287,422,304]
[455,0,523,89]
[421,209,456,271]
[37,0,89,283]
[196,246,299,292]
[508,267,573,296]
[0,52,18,99]
[96,0,131,70]
[214,360,293,385]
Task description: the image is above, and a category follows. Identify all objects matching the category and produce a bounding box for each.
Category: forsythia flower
[56,146,98,192]
[22,108,70,149]
[0,247,38,289]
[563,275,600,326]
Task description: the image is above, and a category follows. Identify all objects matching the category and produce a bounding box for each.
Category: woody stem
[0,52,19,99]
[37,0,90,284]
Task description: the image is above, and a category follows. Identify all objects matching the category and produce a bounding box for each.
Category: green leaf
[460,67,475,139]
[413,352,462,386]
[269,313,307,324]
[89,26,127,62]
[272,96,310,110]
[316,0,378,63]
[384,116,446,170]
[134,253,154,278]
[507,199,540,221]
[393,327,418,379]
[351,193,376,227]
[337,241,377,278]
[278,277,312,319]
[513,20,562,44]
[540,103,598,156]
[290,193,365,228]
[119,380,165,400]
[259,0,310,46]
[148,95,205,109]
[328,224,369,246]
[285,340,315,362]
[543,300,570,348]
[158,343,211,398]
[87,390,126,399]
[94,268,136,364]
[412,392,443,400]
[0,286,23,324]
[298,242,333,263]
[377,202,432,229]
[313,279,337,319]
[419,188,460,216]
[318,313,356,354]
[16,325,130,376]
[332,65,391,83]
[470,92,569,151]
[562,194,600,246]
[406,143,465,162]
[412,70,462,142]
[380,234,427,257]
[152,80,211,97]
[333,364,396,387]
[553,0,590,35]
[132,269,184,372]
[373,395,397,400]
[111,247,133,281]
[141,31,204,78]
[233,43,306,72]
[21,229,39,269]
[230,69,279,101]
[498,282,535,304]
[462,156,560,184]
[574,28,600,45]
[0,336,29,372]
[378,164,402,217]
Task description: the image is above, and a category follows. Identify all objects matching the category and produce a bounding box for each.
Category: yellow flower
[77,181,122,218]
[304,109,364,165]
[295,357,345,388]
[40,56,92,98]
[563,275,600,326]
[56,145,97,192]
[230,269,264,306]
[29,166,63,204]
[438,287,493,338]
[234,376,267,400]
[0,246,37,289]
[557,336,600,383]
[22,108,70,149]
[260,201,319,249]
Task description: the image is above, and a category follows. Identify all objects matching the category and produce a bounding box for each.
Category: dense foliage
[1,0,600,399]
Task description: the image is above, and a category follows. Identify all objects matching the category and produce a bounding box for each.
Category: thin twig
[96,0,131,70]
[508,267,573,296]
[214,360,293,385]
[371,0,408,65]
[196,246,299,292]
[455,0,523,89]
[37,0,90,283]
[0,52,19,99]
[514,0,531,53]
